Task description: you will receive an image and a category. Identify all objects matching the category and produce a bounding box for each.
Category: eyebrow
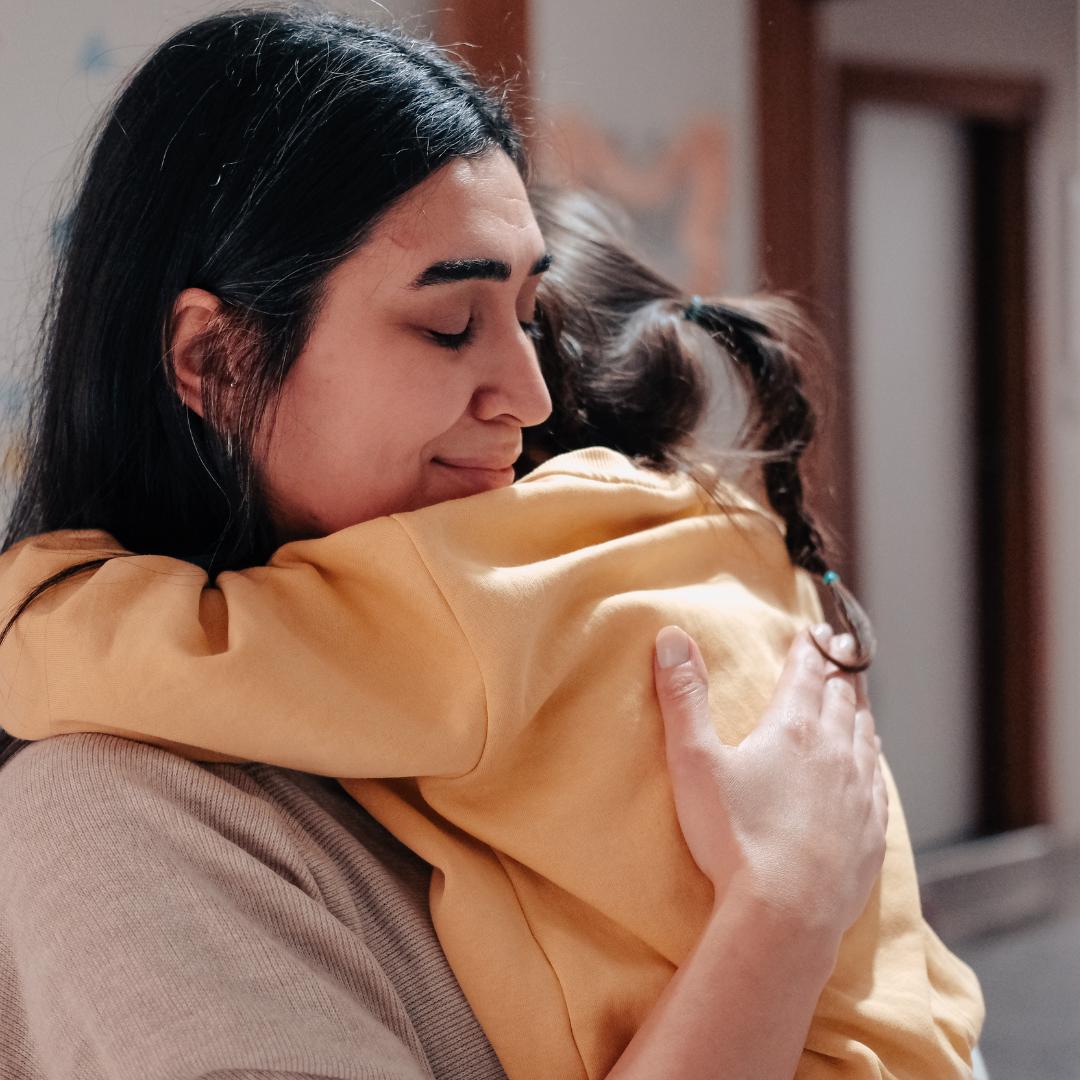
[410,252,552,288]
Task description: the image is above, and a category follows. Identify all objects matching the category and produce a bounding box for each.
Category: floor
[950,885,1080,1080]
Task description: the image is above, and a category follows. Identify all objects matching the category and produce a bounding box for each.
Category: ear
[168,288,223,419]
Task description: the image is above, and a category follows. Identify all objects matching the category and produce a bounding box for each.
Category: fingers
[856,670,882,749]
[821,634,858,742]
[849,656,888,836]
[855,669,871,713]
[855,709,890,836]
[873,749,890,833]
[765,625,832,729]
[822,632,887,842]
[853,708,877,779]
[654,626,715,756]
[655,622,883,780]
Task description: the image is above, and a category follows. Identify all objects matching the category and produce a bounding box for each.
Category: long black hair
[3,7,524,575]
[0,7,528,763]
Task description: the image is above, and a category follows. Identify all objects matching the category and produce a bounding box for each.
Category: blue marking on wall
[78,32,114,75]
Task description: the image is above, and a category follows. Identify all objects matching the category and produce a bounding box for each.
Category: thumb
[654,626,715,755]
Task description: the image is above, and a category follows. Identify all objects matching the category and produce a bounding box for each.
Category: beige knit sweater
[0,732,507,1080]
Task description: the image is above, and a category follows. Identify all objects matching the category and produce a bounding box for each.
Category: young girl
[0,158,982,1080]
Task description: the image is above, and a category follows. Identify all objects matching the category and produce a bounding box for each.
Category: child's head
[526,188,875,670]
[525,188,829,567]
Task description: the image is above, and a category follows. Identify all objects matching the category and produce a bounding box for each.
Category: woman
[0,9,972,1079]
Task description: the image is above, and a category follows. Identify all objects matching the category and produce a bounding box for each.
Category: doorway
[825,65,1047,849]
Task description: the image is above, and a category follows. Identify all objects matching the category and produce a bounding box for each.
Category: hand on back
[654,624,888,942]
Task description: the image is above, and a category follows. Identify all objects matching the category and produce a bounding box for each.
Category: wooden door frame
[818,63,1047,835]
[435,0,531,131]
[756,11,1059,927]
[756,0,822,296]
[755,0,862,593]
[815,63,1044,579]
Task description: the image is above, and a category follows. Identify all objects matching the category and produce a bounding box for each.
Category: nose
[472,323,553,428]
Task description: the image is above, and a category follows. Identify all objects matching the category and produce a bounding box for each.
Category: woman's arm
[608,627,888,1080]
[611,625,983,1080]
[607,881,841,1080]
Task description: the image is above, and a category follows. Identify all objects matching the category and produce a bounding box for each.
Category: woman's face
[260,150,553,540]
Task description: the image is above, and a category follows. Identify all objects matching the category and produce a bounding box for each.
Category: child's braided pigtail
[683,297,876,673]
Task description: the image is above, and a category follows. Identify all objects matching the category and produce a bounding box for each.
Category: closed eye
[429,322,474,351]
[429,318,541,350]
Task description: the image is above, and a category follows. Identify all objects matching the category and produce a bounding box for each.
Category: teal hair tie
[684,295,705,321]
[812,569,878,673]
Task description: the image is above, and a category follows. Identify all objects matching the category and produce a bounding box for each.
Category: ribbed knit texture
[0,733,506,1080]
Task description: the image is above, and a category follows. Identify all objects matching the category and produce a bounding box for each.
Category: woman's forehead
[373,153,543,277]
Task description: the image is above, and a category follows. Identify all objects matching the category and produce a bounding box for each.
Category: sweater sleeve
[797,755,985,1078]
[0,522,487,779]
[0,734,454,1080]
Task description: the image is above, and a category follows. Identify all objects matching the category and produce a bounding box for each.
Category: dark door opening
[825,66,1047,842]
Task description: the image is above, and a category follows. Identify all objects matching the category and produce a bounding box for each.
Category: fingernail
[810,623,833,646]
[834,633,855,659]
[657,626,692,669]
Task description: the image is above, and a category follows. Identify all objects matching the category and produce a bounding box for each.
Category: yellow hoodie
[0,447,983,1079]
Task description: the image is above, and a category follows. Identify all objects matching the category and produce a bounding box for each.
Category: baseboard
[915,825,1080,943]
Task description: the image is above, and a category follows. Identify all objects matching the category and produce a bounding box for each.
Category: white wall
[0,0,430,453]
[821,0,1080,840]
[530,0,756,293]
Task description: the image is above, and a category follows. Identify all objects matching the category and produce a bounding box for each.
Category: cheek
[258,344,472,535]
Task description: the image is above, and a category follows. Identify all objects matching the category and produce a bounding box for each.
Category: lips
[433,456,518,494]
[434,457,518,473]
